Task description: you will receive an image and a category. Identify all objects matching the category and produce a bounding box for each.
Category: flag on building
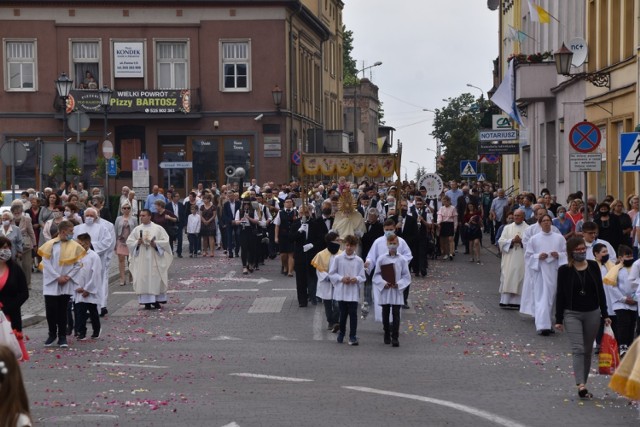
[528,1,552,24]
[490,59,523,127]
[507,26,533,43]
[377,136,387,153]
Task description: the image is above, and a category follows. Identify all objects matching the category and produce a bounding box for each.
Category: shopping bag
[598,325,620,375]
[0,311,22,360]
[14,330,29,362]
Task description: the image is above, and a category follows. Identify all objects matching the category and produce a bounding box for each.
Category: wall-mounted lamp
[214,120,219,129]
[554,43,610,88]
[272,85,283,111]
[559,117,565,133]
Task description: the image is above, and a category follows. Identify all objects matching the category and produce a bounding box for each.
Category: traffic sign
[159,161,193,169]
[460,160,477,177]
[620,132,640,172]
[478,129,518,141]
[569,121,601,153]
[291,150,301,166]
[107,158,118,176]
[570,153,602,172]
[476,173,487,181]
[417,173,444,198]
[478,154,501,164]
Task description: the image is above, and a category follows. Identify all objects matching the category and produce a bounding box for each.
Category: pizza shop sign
[67,89,192,114]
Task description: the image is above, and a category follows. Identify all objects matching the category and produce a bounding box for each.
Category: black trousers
[338,301,358,339]
[239,228,256,267]
[45,294,71,339]
[75,302,100,336]
[492,220,502,245]
[614,309,638,348]
[294,262,309,305]
[382,304,401,340]
[170,226,184,255]
[416,237,429,274]
[403,286,410,306]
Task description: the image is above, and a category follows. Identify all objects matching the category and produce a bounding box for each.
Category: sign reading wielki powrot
[67,89,192,114]
[300,151,401,179]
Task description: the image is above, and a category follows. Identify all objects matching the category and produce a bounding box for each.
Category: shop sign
[68,89,192,114]
[114,42,144,78]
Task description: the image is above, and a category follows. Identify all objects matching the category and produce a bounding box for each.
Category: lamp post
[353,61,382,153]
[271,85,283,111]
[466,83,484,98]
[422,108,441,173]
[99,85,113,215]
[55,72,73,186]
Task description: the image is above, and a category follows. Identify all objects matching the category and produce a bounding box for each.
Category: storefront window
[192,139,219,188]
[224,137,251,184]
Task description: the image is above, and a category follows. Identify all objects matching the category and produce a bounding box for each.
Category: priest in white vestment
[126,209,173,310]
[498,209,528,307]
[523,215,567,334]
[73,208,115,315]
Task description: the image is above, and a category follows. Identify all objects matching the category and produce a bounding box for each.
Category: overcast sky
[343,0,499,181]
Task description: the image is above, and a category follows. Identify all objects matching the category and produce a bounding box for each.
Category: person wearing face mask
[555,237,611,400]
[38,220,86,348]
[364,219,413,323]
[73,208,116,317]
[42,205,64,244]
[273,198,297,276]
[552,206,575,240]
[63,203,83,226]
[594,203,623,254]
[0,236,29,342]
[0,212,23,263]
[606,245,639,357]
[10,201,35,289]
[522,215,567,335]
[311,232,342,332]
[292,205,315,307]
[592,243,618,354]
[392,200,417,308]
[373,234,411,347]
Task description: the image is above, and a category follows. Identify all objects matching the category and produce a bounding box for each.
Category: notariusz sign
[478,129,519,141]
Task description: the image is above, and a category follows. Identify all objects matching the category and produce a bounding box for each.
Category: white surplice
[522,230,567,331]
[329,252,366,302]
[126,222,173,304]
[74,249,102,305]
[373,253,411,306]
[498,222,529,305]
[519,223,561,309]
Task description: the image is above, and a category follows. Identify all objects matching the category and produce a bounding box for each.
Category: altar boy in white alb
[329,235,366,346]
[126,209,173,310]
[74,233,102,340]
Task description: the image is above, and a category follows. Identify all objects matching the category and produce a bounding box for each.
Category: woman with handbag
[114,202,138,286]
[555,236,611,399]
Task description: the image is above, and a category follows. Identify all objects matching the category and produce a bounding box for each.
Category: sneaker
[58,337,68,348]
[392,339,399,347]
[331,323,340,333]
[620,345,629,358]
[44,336,56,347]
[442,255,449,261]
[337,333,345,344]
[77,334,87,341]
[348,337,359,346]
[100,307,108,317]
[91,328,101,339]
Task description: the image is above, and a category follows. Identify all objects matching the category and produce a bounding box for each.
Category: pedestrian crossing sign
[620,132,640,172]
[460,160,477,177]
[477,173,486,181]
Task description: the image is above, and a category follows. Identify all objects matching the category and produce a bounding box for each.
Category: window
[5,40,36,90]
[221,41,250,91]
[156,41,188,89]
[72,41,100,89]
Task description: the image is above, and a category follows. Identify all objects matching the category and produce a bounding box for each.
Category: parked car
[0,190,20,214]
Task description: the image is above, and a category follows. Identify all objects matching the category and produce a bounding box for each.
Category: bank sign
[67,89,192,114]
[114,42,144,78]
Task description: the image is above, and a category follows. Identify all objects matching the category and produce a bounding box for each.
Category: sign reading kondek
[67,89,192,114]
[114,42,144,78]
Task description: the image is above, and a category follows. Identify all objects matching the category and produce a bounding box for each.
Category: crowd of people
[2,177,640,409]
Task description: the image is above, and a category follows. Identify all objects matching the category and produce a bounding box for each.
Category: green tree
[413,166,427,182]
[342,25,358,85]
[431,94,498,183]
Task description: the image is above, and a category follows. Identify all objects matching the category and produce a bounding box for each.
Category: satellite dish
[224,166,236,177]
[487,0,499,10]
[568,37,588,67]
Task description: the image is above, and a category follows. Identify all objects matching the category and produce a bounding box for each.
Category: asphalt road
[21,245,640,426]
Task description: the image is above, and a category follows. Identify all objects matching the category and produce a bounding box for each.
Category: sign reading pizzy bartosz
[67,89,192,114]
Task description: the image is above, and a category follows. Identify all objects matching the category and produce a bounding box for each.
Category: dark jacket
[222,200,241,227]
[361,221,384,259]
[555,260,608,324]
[166,200,187,228]
[0,260,29,331]
[311,216,334,254]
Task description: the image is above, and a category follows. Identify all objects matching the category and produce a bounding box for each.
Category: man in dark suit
[393,199,418,309]
[361,207,384,311]
[410,196,432,276]
[222,190,241,258]
[166,192,186,257]
[311,201,334,253]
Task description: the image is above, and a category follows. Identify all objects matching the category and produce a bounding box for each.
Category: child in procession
[74,233,102,340]
[329,234,366,345]
[372,234,411,347]
[311,232,342,333]
[187,204,201,258]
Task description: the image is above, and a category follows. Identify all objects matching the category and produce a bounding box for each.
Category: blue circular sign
[569,121,601,153]
[291,150,301,166]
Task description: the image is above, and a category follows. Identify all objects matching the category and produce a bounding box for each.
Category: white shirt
[329,252,366,302]
[187,213,201,234]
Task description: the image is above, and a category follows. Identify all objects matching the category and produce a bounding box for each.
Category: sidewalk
[22,256,122,328]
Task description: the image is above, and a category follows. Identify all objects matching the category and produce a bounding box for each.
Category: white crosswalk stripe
[248,297,287,313]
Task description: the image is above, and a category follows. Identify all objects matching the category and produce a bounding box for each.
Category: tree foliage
[342,25,358,86]
[413,166,427,182]
[430,94,497,183]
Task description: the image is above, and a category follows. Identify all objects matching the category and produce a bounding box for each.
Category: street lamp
[466,83,484,98]
[55,72,73,186]
[99,85,113,215]
[423,109,441,173]
[554,43,610,88]
[271,85,283,111]
[353,61,382,152]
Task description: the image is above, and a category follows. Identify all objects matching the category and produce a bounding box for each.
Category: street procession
[2,0,640,426]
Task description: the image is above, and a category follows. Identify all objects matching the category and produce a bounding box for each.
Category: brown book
[380,263,396,285]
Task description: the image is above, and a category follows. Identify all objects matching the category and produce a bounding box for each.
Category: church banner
[302,153,400,178]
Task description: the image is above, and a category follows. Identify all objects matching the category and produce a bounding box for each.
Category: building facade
[0,0,344,197]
